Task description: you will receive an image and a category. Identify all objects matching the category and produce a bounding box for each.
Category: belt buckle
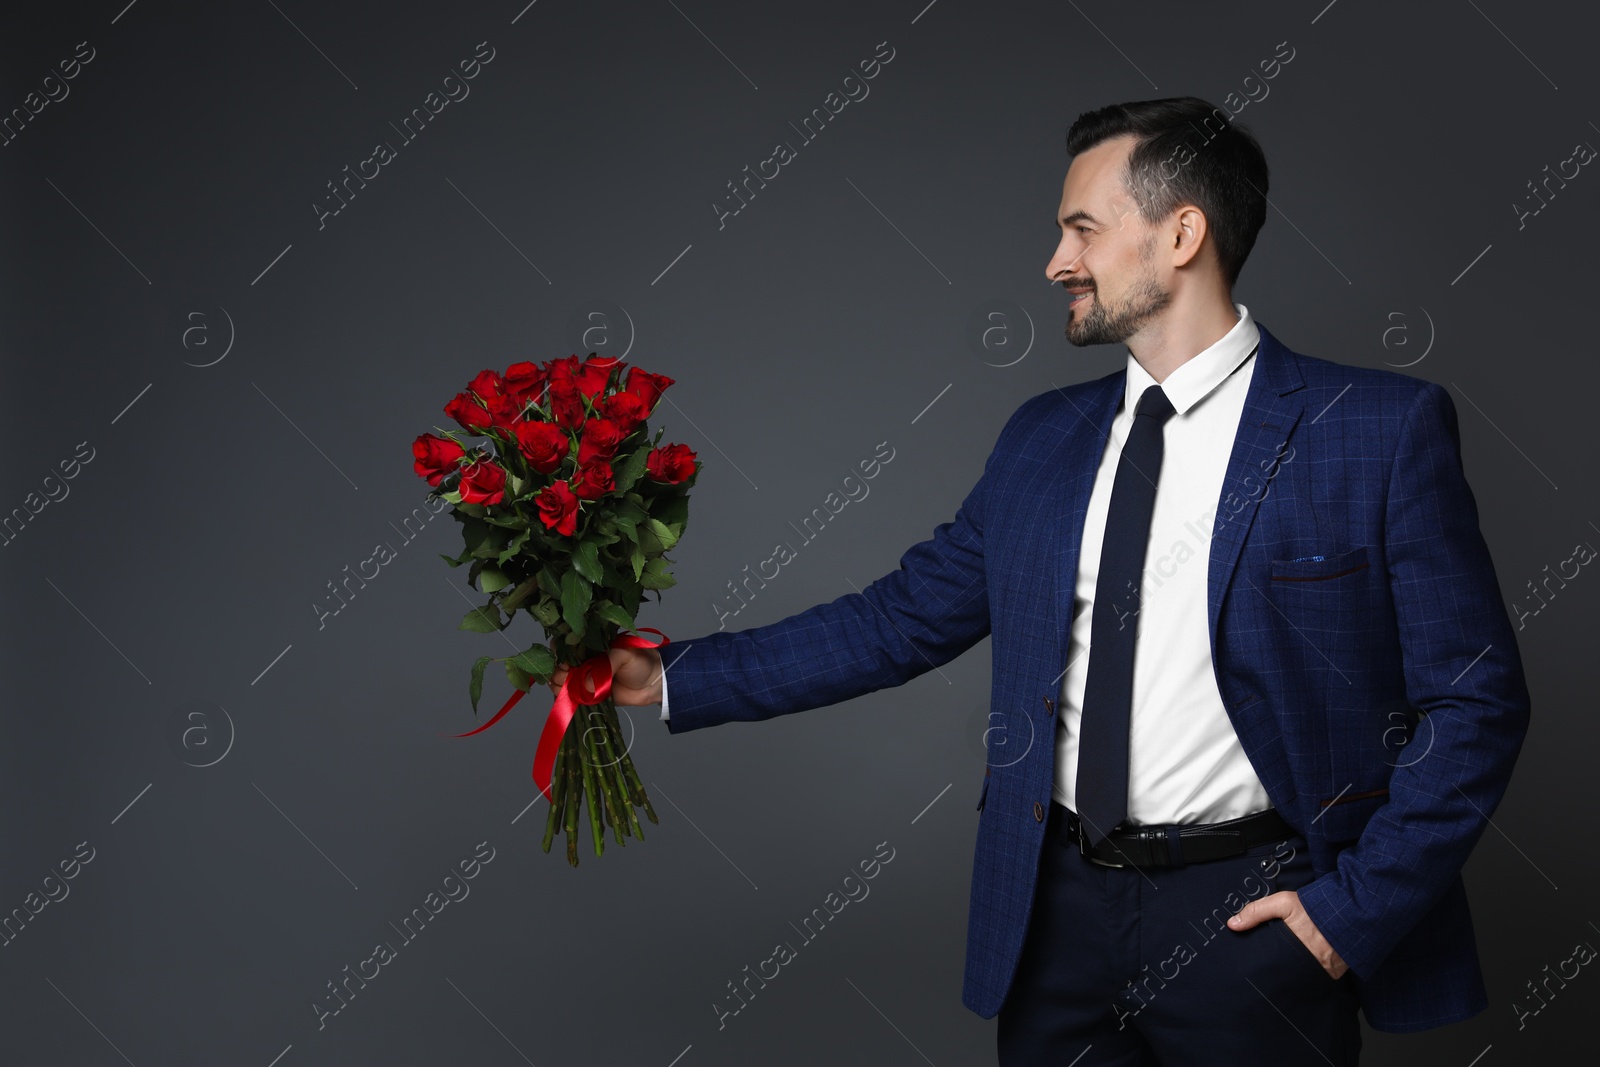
[1075,815,1129,868]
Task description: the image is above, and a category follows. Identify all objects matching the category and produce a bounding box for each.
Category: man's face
[1044,134,1173,347]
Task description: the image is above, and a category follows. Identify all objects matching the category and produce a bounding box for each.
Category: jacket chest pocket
[1265,546,1374,632]
[1268,545,1370,583]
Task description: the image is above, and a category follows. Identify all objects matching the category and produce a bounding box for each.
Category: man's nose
[1045,243,1082,283]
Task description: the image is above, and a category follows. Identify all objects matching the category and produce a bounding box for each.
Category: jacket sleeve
[1295,380,1532,978]
[658,401,1035,735]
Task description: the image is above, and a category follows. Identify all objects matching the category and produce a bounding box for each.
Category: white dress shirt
[1054,302,1269,824]
[664,303,1272,828]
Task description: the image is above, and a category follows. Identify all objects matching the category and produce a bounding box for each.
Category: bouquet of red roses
[412,353,700,866]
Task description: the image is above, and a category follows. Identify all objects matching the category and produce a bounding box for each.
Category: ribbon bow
[451,628,669,802]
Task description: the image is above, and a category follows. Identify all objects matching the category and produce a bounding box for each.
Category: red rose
[576,355,624,398]
[623,367,674,411]
[468,369,506,400]
[544,354,579,380]
[482,391,529,433]
[547,377,587,430]
[645,443,697,484]
[458,458,508,505]
[515,421,570,474]
[536,480,580,536]
[446,369,523,434]
[412,433,466,486]
[599,390,649,435]
[570,460,615,500]
[577,418,626,466]
[546,354,622,402]
[504,360,548,404]
[445,391,496,433]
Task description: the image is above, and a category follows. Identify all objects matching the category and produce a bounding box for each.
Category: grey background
[2,0,1595,1063]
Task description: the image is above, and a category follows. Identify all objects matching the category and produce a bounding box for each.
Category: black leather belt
[1057,802,1294,868]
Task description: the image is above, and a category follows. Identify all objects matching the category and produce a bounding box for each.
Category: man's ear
[1170,205,1208,269]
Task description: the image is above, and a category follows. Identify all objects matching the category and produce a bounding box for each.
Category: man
[554,97,1531,1064]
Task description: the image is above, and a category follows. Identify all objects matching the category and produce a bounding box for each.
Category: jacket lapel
[1205,323,1306,658]
[1045,371,1124,679]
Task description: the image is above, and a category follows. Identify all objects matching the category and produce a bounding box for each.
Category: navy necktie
[1075,383,1176,849]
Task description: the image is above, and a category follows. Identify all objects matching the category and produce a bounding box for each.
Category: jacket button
[1043,696,1055,715]
[1033,801,1044,822]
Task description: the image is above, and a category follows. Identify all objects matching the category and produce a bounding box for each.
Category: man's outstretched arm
[653,397,1048,734]
[658,467,991,733]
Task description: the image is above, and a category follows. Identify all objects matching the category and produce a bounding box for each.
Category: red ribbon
[451,628,669,802]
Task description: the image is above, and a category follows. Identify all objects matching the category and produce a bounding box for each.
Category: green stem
[594,713,628,845]
[564,725,581,867]
[615,725,658,825]
[597,702,644,840]
[589,702,629,844]
[542,745,567,853]
[579,718,605,857]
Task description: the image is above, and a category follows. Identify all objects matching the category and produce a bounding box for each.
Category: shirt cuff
[659,657,669,720]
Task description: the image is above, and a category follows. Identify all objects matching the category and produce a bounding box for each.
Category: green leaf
[655,494,690,528]
[536,566,562,599]
[631,540,646,581]
[496,527,532,564]
[614,498,648,526]
[618,581,643,619]
[439,550,468,568]
[598,557,631,589]
[506,659,532,693]
[571,539,603,584]
[532,598,561,628]
[460,514,491,555]
[500,576,540,612]
[637,521,664,555]
[459,604,503,633]
[613,447,652,493]
[647,517,679,551]
[510,645,556,679]
[594,601,638,634]
[469,655,492,713]
[640,557,676,590]
[471,523,513,558]
[478,563,511,593]
[560,569,593,632]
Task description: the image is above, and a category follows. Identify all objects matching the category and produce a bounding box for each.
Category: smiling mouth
[1067,289,1093,306]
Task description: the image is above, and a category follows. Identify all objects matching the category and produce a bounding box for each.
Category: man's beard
[1065,244,1172,347]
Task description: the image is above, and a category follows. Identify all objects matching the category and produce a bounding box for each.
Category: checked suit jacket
[658,320,1531,1033]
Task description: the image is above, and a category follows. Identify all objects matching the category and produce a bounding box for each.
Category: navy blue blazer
[659,321,1531,1033]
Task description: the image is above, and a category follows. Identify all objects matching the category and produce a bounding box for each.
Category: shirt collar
[1123,302,1261,417]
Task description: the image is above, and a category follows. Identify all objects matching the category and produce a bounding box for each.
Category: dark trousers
[997,801,1361,1065]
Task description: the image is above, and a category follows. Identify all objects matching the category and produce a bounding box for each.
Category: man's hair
[1065,97,1269,289]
